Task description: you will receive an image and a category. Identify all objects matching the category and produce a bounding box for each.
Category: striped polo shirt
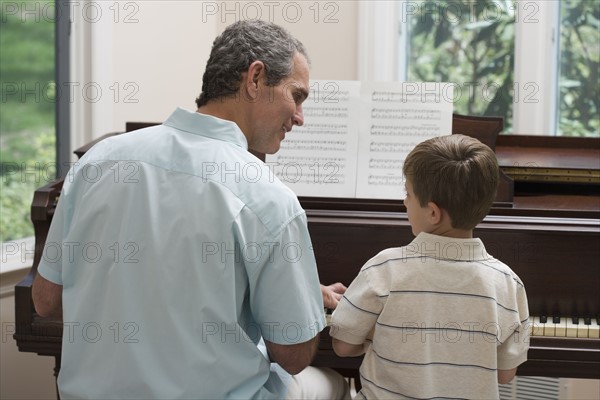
[330,232,529,399]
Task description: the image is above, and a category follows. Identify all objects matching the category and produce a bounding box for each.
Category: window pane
[1,0,56,242]
[406,0,515,131]
[557,0,600,137]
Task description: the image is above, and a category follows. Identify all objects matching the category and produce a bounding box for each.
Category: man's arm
[264,335,320,375]
[32,273,63,318]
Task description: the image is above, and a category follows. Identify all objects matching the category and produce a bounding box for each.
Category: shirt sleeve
[37,189,69,285]
[330,266,383,345]
[497,282,530,370]
[241,211,326,345]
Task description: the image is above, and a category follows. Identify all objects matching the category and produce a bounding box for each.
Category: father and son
[32,20,529,399]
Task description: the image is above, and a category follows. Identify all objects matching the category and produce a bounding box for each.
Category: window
[360,0,599,137]
[404,0,516,130]
[1,0,56,243]
[0,0,69,252]
[557,0,599,137]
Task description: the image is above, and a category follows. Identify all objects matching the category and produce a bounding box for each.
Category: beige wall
[213,1,359,80]
[83,1,359,139]
[110,2,218,133]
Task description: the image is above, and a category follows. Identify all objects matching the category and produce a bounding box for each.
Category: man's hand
[321,282,347,309]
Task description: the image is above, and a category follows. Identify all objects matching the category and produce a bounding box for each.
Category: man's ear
[426,201,443,225]
[244,60,265,100]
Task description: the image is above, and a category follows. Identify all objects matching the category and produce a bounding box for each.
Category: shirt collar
[410,232,492,261]
[163,107,248,150]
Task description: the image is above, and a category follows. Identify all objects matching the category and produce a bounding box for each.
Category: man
[33,20,345,399]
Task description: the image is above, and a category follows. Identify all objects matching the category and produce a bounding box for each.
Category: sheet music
[266,80,454,200]
[356,82,454,199]
[265,80,360,197]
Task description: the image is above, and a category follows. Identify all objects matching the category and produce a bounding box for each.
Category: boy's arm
[498,368,517,384]
[329,267,382,358]
[332,337,366,357]
[497,281,529,384]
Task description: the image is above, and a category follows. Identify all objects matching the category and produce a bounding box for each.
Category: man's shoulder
[232,157,305,235]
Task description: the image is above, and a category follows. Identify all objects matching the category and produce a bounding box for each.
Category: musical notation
[371,83,452,104]
[272,155,346,171]
[369,141,415,153]
[268,155,346,186]
[280,140,347,152]
[370,124,440,137]
[367,175,404,186]
[368,158,403,170]
[371,108,442,121]
[372,91,405,103]
[266,80,453,199]
[295,123,348,136]
[303,106,348,119]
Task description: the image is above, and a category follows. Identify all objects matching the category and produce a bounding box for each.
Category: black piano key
[539,315,548,324]
[572,317,579,325]
[584,316,592,325]
[552,315,561,324]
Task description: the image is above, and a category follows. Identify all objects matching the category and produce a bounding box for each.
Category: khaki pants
[285,367,352,400]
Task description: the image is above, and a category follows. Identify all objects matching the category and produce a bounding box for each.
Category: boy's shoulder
[361,245,417,272]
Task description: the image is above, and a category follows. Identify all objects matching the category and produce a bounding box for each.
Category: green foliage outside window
[408,0,516,131]
[558,0,599,137]
[1,1,56,242]
[407,0,599,137]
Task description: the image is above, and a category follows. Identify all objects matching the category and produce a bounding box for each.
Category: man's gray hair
[195,20,309,107]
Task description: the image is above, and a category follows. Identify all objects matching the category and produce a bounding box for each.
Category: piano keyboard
[326,312,600,339]
[325,309,333,326]
[529,316,600,338]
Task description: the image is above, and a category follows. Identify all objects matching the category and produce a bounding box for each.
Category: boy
[330,134,529,399]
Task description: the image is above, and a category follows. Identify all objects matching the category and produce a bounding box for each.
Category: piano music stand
[452,113,514,205]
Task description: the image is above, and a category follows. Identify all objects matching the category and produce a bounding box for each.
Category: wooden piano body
[14,117,600,390]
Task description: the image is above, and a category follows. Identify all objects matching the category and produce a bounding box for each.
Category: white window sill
[1,237,35,275]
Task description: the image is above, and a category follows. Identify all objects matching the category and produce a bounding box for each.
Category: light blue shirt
[38,108,326,399]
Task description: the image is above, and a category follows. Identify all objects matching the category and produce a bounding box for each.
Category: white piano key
[324,308,332,327]
[532,316,544,336]
[576,323,589,338]
[589,319,600,339]
[577,318,593,339]
[543,318,557,337]
[565,318,579,338]
[554,318,567,337]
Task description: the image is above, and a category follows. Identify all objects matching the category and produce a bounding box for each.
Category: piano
[14,116,600,392]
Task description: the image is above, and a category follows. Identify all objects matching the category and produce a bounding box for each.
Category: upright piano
[14,116,600,391]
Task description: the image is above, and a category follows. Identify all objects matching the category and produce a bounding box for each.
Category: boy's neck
[427,225,473,239]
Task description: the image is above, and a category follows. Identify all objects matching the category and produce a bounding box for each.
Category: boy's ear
[426,201,443,225]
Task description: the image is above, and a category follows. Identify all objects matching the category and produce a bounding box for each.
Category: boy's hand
[321,282,347,309]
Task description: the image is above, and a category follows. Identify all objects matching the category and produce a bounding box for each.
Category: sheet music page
[355,82,454,200]
[265,80,361,198]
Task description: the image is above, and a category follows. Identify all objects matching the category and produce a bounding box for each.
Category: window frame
[56,0,71,177]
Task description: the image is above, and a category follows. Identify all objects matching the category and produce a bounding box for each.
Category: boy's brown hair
[402,134,499,230]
